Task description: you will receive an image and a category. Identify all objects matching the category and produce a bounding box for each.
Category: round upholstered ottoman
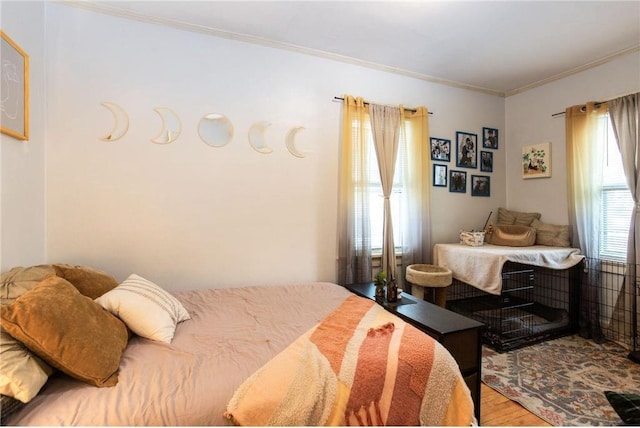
[405,264,452,307]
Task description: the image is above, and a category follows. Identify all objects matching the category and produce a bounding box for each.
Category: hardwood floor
[480,384,551,426]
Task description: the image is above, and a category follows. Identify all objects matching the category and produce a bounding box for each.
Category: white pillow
[95,274,190,343]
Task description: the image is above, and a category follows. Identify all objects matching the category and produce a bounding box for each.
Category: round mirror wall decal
[198,113,234,148]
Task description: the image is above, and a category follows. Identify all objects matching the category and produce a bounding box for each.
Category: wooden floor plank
[480,383,551,426]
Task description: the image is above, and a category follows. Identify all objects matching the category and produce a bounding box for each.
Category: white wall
[0,0,47,271]
[43,4,505,289]
[505,53,640,225]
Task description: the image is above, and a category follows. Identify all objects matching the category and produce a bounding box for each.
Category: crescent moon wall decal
[248,121,273,154]
[285,126,306,158]
[151,107,182,144]
[100,102,129,141]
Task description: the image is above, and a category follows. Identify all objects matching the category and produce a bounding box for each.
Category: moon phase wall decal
[198,113,234,148]
[248,121,273,154]
[151,107,181,144]
[285,126,306,158]
[97,103,307,158]
[100,102,129,141]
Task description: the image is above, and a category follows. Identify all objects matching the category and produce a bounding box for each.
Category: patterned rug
[482,335,640,426]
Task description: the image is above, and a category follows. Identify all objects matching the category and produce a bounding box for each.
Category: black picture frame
[449,170,467,193]
[480,151,493,172]
[456,131,477,168]
[430,137,451,162]
[433,164,447,187]
[471,175,491,197]
[482,127,499,149]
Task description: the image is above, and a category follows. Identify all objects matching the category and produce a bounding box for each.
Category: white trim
[55,1,640,99]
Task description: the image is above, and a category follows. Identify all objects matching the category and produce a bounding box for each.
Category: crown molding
[57,1,639,99]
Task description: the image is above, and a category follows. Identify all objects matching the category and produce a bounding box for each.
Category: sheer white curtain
[399,107,431,277]
[566,102,607,342]
[337,95,431,286]
[566,102,606,259]
[337,96,372,285]
[369,104,401,281]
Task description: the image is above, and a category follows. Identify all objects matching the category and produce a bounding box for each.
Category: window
[599,114,633,261]
[352,119,406,253]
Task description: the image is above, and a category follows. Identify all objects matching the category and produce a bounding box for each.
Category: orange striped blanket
[225,295,475,426]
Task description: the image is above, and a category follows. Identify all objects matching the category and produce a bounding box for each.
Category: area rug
[482,335,640,426]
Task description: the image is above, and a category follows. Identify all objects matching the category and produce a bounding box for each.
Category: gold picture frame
[1,30,29,140]
[522,142,551,179]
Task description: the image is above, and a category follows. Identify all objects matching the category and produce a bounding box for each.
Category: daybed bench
[432,207,585,352]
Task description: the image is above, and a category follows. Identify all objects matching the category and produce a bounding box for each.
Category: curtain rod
[333,96,433,115]
[552,100,610,117]
[551,92,636,117]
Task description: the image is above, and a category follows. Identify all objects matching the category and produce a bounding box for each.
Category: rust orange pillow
[0,276,128,387]
[52,264,118,299]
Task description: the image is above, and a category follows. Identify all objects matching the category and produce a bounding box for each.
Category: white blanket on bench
[433,243,584,295]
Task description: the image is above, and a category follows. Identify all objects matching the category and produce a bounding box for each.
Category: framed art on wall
[471,175,490,197]
[433,164,447,187]
[522,142,551,178]
[482,127,498,149]
[480,151,493,172]
[430,137,451,162]
[456,131,477,168]
[0,30,29,140]
[449,170,467,193]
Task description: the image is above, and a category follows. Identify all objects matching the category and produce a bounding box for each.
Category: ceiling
[70,1,640,97]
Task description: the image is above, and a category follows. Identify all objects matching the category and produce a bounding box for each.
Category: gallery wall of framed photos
[430,126,498,197]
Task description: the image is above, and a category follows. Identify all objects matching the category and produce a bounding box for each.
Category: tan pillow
[497,207,542,227]
[486,225,536,247]
[0,276,128,387]
[0,265,56,306]
[532,219,571,247]
[0,330,53,403]
[52,264,118,299]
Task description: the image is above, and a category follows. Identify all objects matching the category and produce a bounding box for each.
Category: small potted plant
[374,271,387,302]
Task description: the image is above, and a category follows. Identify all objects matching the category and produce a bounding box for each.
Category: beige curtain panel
[337,94,431,286]
[370,103,401,281]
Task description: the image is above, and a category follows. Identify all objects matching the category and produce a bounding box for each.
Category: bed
[0,264,475,426]
[434,243,585,352]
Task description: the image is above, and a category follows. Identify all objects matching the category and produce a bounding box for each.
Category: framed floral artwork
[522,142,551,178]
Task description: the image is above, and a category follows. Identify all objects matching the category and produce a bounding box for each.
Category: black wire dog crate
[583,257,640,362]
[446,261,583,352]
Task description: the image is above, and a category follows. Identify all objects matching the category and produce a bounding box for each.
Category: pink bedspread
[7,283,353,426]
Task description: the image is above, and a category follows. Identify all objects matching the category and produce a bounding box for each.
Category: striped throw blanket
[225,295,475,426]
